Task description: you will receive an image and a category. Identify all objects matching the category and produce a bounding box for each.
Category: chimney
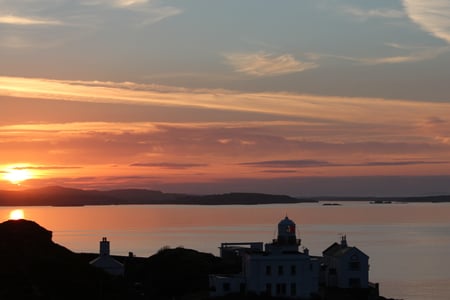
[340,235,348,247]
[100,237,110,256]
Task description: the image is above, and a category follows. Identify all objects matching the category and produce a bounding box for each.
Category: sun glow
[9,209,25,220]
[3,167,33,185]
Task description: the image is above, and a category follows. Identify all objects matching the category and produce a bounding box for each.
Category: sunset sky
[1,0,450,196]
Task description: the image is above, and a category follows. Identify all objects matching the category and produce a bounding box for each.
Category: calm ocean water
[2,202,449,300]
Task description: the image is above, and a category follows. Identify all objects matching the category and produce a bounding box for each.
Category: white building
[321,236,369,289]
[210,216,320,299]
[90,237,124,276]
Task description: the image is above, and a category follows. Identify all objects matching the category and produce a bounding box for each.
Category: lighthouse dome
[279,216,295,228]
[277,216,297,238]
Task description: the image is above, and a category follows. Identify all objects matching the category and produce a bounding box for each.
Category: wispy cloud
[131,162,208,169]
[12,166,82,170]
[343,6,405,19]
[224,52,318,77]
[241,159,449,169]
[115,0,148,7]
[0,0,182,48]
[402,0,450,43]
[81,0,182,24]
[308,43,450,65]
[241,160,331,168]
[360,45,450,64]
[2,76,450,126]
[0,14,62,26]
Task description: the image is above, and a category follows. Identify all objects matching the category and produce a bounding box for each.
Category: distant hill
[0,186,312,206]
[311,195,450,203]
[1,186,448,206]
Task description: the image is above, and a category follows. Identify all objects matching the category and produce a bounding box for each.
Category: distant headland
[0,185,449,206]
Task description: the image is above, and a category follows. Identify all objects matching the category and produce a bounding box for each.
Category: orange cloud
[2,76,450,191]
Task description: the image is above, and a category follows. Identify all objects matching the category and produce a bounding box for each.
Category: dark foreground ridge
[0,219,397,300]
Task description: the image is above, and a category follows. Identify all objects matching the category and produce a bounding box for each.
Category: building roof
[90,256,124,275]
[323,242,368,258]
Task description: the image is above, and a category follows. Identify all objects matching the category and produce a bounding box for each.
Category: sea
[1,201,450,300]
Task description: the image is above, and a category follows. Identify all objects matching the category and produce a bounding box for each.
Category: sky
[1,0,450,196]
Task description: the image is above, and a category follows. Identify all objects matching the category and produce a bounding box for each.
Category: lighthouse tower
[266,216,301,253]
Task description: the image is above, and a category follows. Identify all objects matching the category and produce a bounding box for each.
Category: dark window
[266,283,272,296]
[276,283,286,295]
[291,265,296,275]
[349,278,361,288]
[278,265,284,275]
[349,261,361,271]
[329,268,337,275]
[266,265,271,275]
[223,283,230,292]
[290,283,297,296]
[240,283,246,293]
[281,283,286,295]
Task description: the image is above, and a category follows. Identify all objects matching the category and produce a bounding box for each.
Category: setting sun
[9,209,25,220]
[3,167,33,185]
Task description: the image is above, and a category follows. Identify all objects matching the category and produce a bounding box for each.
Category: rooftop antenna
[340,234,348,247]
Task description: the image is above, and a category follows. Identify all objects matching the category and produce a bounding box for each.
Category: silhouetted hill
[0,186,311,206]
[175,193,314,205]
[0,186,119,206]
[0,219,126,299]
[1,186,448,206]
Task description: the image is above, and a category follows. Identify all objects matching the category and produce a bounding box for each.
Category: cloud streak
[131,162,208,169]
[0,15,62,26]
[343,6,405,19]
[241,159,449,168]
[224,52,318,77]
[2,76,450,131]
[308,43,450,65]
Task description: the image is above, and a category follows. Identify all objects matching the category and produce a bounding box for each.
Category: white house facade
[210,216,320,299]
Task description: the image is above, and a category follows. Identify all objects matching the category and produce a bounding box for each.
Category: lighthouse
[266,216,301,253]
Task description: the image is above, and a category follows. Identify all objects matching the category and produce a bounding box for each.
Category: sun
[9,209,25,220]
[3,168,33,185]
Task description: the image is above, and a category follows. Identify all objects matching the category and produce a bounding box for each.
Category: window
[266,265,271,275]
[290,283,297,296]
[291,265,296,275]
[278,265,284,275]
[276,283,286,295]
[266,283,272,296]
[349,261,361,271]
